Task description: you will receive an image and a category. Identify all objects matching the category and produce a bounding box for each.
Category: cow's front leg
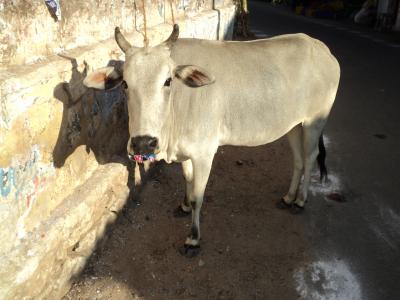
[174,159,193,218]
[179,155,214,258]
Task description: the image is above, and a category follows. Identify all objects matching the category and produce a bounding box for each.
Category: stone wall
[0,0,236,298]
[0,0,231,65]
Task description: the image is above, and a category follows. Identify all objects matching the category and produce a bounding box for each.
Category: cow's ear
[174,65,215,87]
[83,66,123,90]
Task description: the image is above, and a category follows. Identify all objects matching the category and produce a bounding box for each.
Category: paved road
[248,2,400,299]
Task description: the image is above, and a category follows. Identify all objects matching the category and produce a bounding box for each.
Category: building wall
[0,0,236,298]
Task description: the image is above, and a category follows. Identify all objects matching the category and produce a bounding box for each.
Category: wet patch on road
[294,259,361,300]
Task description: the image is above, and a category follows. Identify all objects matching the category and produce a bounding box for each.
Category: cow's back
[170,34,340,148]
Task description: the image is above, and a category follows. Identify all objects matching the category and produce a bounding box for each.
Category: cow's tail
[316,134,328,182]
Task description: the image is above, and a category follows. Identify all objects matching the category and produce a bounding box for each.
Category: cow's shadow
[52,56,158,202]
[53,56,128,168]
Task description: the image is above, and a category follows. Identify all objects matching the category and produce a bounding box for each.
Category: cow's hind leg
[174,159,193,218]
[278,124,304,209]
[291,119,326,214]
[179,154,214,258]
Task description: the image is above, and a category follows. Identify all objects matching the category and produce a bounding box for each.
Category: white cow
[84,25,340,257]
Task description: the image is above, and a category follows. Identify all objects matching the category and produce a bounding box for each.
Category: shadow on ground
[63,138,310,300]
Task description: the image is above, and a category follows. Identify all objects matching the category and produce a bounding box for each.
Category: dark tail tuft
[317,135,328,182]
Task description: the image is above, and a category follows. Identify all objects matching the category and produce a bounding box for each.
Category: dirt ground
[64,138,311,300]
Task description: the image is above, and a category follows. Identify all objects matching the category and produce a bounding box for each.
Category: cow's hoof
[178,244,201,258]
[290,203,305,214]
[173,206,191,218]
[276,198,292,210]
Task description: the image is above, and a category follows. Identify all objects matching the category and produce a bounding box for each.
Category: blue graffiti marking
[0,148,40,199]
[1,168,15,198]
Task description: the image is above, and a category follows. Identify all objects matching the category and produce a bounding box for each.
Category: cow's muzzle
[128,135,158,163]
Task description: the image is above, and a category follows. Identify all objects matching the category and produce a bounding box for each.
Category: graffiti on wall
[0,145,55,210]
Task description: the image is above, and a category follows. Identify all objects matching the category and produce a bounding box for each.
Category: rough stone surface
[0,1,236,299]
[0,0,232,65]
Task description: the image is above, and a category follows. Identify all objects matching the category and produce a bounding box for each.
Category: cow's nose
[131,135,158,154]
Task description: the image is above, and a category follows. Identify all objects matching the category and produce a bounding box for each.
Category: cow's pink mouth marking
[128,154,156,163]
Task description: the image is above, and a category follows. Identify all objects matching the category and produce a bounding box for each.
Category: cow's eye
[164,77,172,87]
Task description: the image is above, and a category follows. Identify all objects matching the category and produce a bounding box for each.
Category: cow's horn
[165,24,179,45]
[115,27,132,53]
